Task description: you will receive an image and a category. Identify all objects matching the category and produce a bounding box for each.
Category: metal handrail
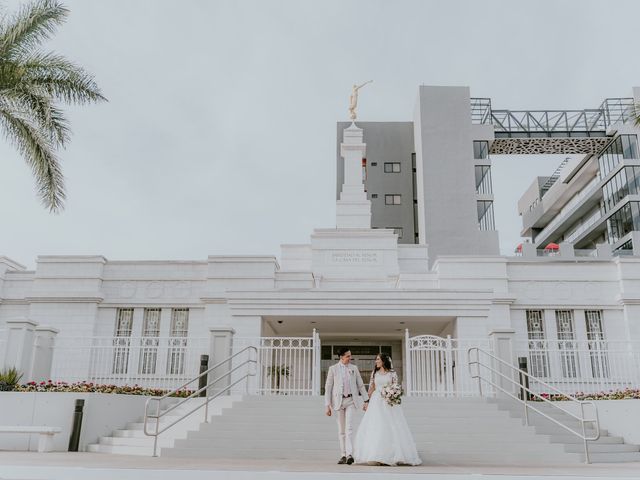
[143,346,257,456]
[468,347,600,464]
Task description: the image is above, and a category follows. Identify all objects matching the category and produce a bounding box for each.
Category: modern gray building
[517,92,640,255]
[337,86,499,266]
[339,85,640,262]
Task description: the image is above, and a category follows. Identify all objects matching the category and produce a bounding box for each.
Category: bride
[353,353,422,466]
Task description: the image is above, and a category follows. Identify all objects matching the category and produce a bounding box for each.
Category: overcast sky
[2,0,639,269]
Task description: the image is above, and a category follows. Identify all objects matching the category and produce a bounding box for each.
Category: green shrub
[0,367,23,391]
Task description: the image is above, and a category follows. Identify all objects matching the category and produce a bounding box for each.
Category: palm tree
[0,0,106,212]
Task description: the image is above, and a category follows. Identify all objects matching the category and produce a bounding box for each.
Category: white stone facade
[2,96,640,392]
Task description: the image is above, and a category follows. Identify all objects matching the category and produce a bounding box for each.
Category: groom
[324,347,369,465]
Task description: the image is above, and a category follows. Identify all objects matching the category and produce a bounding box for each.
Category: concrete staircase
[86,396,241,455]
[89,395,640,464]
[493,399,640,463]
[161,396,604,465]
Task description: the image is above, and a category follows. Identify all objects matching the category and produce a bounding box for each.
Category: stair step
[563,443,639,453]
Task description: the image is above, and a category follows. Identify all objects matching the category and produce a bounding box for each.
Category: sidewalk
[1,452,640,480]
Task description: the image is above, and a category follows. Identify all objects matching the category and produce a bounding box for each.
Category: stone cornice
[36,255,107,264]
[616,295,640,305]
[492,297,517,305]
[24,295,104,303]
[98,302,205,308]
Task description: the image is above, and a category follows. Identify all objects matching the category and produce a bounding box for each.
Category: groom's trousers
[336,396,356,457]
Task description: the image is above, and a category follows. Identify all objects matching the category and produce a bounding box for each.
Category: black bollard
[198,355,209,397]
[517,356,530,401]
[68,399,85,452]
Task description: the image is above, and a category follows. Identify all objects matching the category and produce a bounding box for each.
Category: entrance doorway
[320,343,400,394]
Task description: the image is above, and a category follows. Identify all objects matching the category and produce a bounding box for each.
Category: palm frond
[2,86,70,145]
[0,0,68,59]
[21,52,106,104]
[0,100,65,212]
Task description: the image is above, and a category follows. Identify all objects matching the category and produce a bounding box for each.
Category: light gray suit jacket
[324,362,369,410]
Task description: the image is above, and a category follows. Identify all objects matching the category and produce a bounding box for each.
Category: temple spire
[336,122,371,228]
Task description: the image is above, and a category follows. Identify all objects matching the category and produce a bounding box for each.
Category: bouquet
[380,383,403,407]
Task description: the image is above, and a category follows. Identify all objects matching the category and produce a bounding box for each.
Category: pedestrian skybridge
[471,97,635,155]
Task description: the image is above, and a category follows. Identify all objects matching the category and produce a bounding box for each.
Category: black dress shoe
[337,456,347,464]
[346,455,354,465]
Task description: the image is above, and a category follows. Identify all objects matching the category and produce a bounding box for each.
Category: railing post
[198,355,209,398]
[488,329,516,399]
[30,326,59,383]
[208,327,235,397]
[311,329,321,396]
[518,356,530,425]
[3,319,38,381]
[581,402,590,464]
[404,329,412,396]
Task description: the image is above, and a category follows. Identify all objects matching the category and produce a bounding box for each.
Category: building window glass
[385,194,401,205]
[598,134,639,179]
[585,310,609,378]
[384,162,401,173]
[475,165,493,195]
[112,308,134,374]
[473,141,489,160]
[139,308,161,374]
[555,310,579,378]
[167,308,189,375]
[477,200,495,230]
[607,201,640,243]
[526,310,549,377]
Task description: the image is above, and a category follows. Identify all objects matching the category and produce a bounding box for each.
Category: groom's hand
[325,406,332,416]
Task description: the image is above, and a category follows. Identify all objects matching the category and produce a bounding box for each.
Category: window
[385,194,401,205]
[602,166,640,213]
[526,310,549,377]
[598,134,639,178]
[139,308,161,374]
[607,201,640,243]
[371,162,377,166]
[371,194,378,199]
[585,310,609,378]
[167,308,189,375]
[384,162,401,173]
[112,308,134,374]
[114,308,134,336]
[475,165,493,195]
[555,310,579,378]
[473,141,489,160]
[477,201,495,230]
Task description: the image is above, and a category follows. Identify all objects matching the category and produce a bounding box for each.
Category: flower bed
[11,380,194,397]
[536,388,640,401]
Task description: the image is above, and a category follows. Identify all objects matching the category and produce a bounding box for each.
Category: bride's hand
[363,403,368,412]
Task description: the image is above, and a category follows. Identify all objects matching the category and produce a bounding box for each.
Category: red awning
[515,243,523,253]
[544,242,560,250]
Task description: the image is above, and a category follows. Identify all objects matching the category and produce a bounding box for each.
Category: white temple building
[1,86,640,400]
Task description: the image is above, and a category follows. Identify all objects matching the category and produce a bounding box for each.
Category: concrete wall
[414,86,500,266]
[336,121,416,244]
[560,399,640,445]
[0,392,151,452]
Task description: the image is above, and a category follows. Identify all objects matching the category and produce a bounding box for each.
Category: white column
[209,327,235,396]
[29,326,59,383]
[337,123,371,229]
[488,328,517,397]
[3,319,38,378]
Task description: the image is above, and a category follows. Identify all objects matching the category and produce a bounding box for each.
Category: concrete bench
[0,426,62,452]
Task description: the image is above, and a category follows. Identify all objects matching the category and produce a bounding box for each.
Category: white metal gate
[234,330,321,395]
[405,332,490,397]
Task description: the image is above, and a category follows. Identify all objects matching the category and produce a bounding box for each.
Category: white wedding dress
[353,370,422,465]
